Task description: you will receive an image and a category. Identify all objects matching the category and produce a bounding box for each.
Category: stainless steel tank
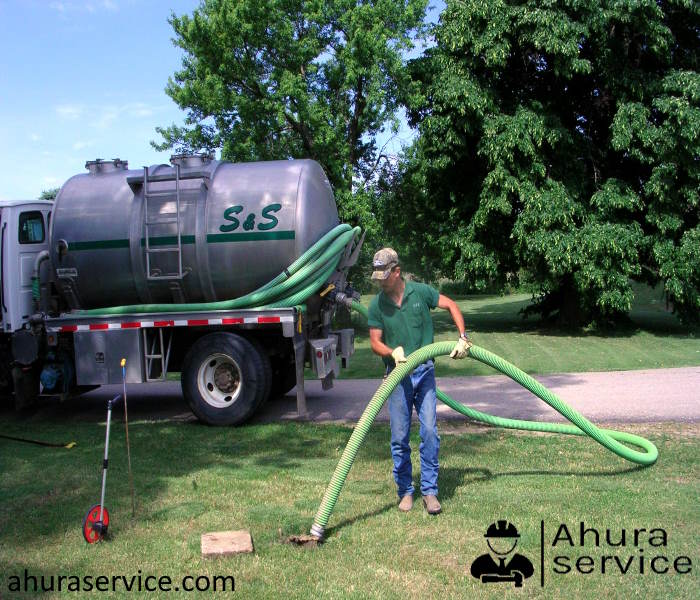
[49,156,339,309]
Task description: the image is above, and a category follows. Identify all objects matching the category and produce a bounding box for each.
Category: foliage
[39,188,59,201]
[156,0,427,290]
[385,0,699,325]
[156,0,426,217]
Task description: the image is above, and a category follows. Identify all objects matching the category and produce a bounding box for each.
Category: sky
[0,0,440,200]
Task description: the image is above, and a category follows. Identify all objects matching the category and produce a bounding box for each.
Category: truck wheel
[270,360,297,399]
[181,333,266,425]
[12,366,39,411]
[0,361,14,400]
[0,375,13,403]
[248,337,272,410]
[0,378,14,410]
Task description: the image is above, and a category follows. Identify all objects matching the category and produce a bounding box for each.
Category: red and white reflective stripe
[52,315,291,333]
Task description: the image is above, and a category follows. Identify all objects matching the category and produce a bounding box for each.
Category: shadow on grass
[432,299,538,336]
[325,502,396,538]
[0,387,507,548]
[0,419,344,543]
[426,285,694,339]
[438,463,648,502]
[320,461,648,539]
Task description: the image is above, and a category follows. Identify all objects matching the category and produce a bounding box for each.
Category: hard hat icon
[472,520,534,587]
[484,520,520,538]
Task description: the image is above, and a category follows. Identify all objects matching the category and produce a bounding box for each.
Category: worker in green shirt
[367,248,472,515]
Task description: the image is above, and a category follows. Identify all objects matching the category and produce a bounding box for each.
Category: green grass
[3,285,697,598]
[161,283,698,383]
[0,415,698,598]
[338,283,700,379]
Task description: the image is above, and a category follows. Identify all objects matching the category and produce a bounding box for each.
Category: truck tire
[0,375,13,402]
[248,337,272,411]
[12,366,39,411]
[181,332,267,425]
[0,346,15,405]
[0,377,14,410]
[270,360,297,399]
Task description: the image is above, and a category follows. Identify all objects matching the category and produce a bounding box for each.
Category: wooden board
[201,530,254,558]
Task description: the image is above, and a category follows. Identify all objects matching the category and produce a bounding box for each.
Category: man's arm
[437,294,466,336]
[369,327,394,359]
[438,294,472,359]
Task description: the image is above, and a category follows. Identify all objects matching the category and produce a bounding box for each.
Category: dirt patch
[285,534,322,548]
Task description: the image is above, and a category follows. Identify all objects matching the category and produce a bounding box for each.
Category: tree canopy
[155,0,427,223]
[157,0,699,324]
[386,0,698,325]
[39,188,58,201]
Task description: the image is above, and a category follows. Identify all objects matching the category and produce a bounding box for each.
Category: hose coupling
[330,291,356,309]
[345,284,361,301]
[310,523,325,540]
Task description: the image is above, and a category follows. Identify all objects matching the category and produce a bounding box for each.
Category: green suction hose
[66,220,659,541]
[309,303,658,539]
[80,224,361,315]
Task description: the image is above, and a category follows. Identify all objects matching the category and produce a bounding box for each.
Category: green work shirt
[367,280,440,367]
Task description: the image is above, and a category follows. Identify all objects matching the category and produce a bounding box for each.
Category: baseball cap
[371,248,399,280]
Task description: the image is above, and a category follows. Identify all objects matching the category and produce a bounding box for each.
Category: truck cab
[0,200,52,402]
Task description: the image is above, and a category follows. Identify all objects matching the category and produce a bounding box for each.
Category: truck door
[17,209,48,327]
[1,207,49,332]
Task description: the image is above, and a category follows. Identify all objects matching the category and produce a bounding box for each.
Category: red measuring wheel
[82,503,110,543]
[83,394,120,544]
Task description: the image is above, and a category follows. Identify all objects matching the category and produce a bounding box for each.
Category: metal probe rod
[121,359,135,517]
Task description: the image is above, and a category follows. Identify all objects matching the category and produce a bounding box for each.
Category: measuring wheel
[83,394,119,544]
[82,503,110,543]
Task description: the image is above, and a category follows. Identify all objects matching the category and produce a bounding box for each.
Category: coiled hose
[309,301,658,539]
[80,224,362,315]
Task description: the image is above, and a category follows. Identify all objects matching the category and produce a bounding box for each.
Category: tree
[39,188,59,201]
[388,0,699,325]
[155,0,427,229]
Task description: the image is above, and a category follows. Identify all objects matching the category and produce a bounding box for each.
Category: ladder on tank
[143,164,184,281]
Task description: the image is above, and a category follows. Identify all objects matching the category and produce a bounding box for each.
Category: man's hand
[450,337,472,359]
[391,346,407,364]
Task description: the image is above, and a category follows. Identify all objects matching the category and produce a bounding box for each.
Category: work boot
[398,495,413,512]
[422,495,441,515]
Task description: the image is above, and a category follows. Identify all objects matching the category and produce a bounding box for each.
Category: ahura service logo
[470,521,534,587]
[469,520,693,589]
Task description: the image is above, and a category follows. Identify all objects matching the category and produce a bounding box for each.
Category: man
[367,248,471,515]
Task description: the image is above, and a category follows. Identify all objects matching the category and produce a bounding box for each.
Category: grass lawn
[1,415,698,599]
[338,283,700,379]
[1,284,697,598]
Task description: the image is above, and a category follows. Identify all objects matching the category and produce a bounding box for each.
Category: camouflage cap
[371,248,399,280]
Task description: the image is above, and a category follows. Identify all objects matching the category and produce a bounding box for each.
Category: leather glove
[391,346,407,364]
[450,337,472,359]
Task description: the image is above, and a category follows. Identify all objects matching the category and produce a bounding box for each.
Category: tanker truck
[0,155,362,425]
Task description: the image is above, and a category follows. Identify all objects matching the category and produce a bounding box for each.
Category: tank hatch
[170,153,214,169]
[85,158,128,174]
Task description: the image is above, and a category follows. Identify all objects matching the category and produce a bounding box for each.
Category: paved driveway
[67,366,699,425]
[254,366,700,424]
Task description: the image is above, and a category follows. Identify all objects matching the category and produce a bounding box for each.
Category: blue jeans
[387,360,439,498]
